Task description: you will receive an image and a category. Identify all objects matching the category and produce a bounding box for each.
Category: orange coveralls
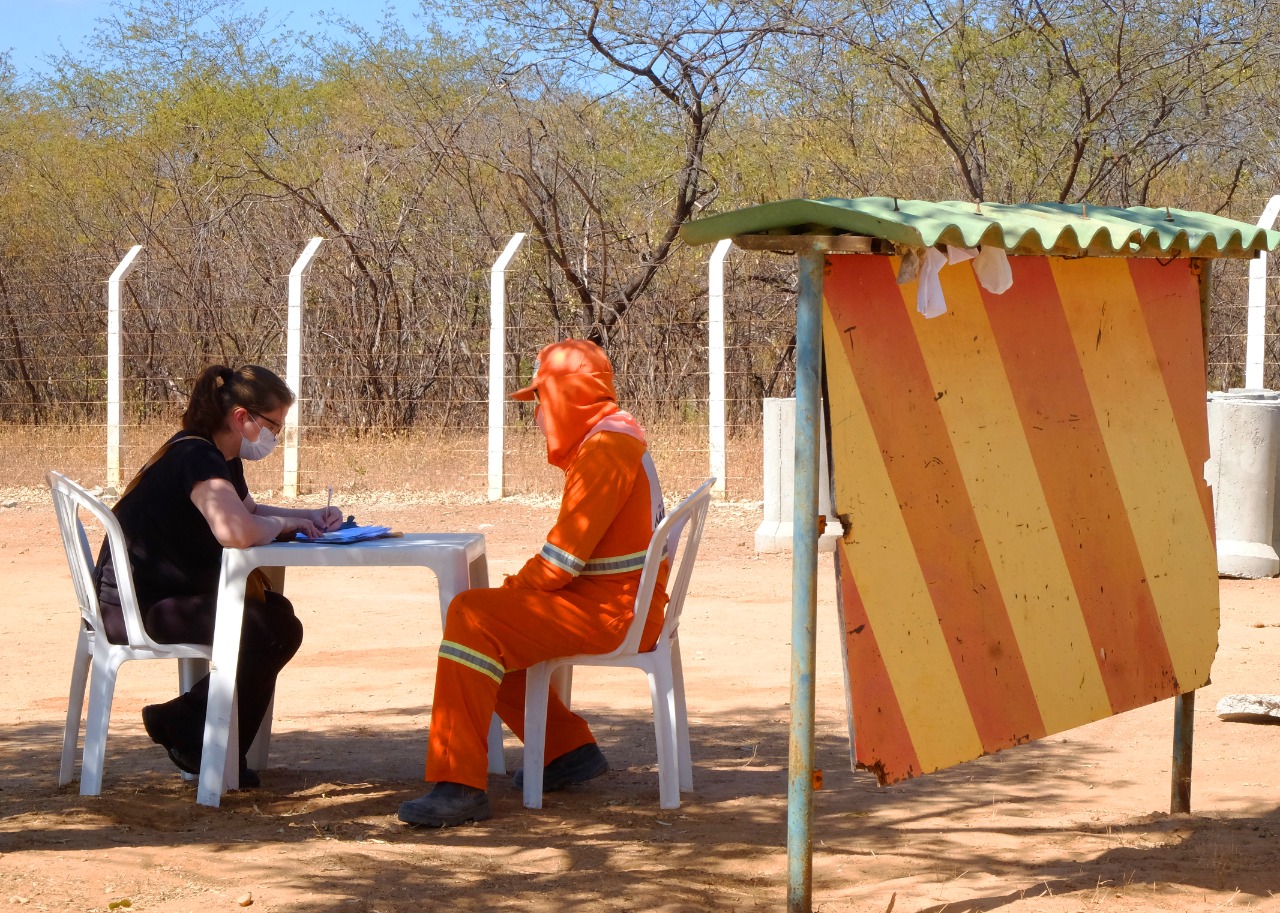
[425,369,666,789]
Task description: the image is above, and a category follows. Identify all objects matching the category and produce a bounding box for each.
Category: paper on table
[293,524,398,544]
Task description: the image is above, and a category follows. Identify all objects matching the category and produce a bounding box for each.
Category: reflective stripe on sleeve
[540,541,586,575]
[581,549,649,575]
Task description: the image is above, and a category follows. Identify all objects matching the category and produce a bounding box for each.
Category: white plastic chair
[522,477,714,810]
[49,470,215,795]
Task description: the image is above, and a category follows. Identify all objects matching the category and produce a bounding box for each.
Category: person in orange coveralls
[398,338,666,827]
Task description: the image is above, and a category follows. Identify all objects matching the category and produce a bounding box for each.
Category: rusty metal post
[788,241,827,913]
[1171,691,1195,813]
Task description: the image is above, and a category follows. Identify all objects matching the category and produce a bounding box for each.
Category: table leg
[197,560,248,806]
[468,553,489,590]
[436,554,472,626]
[487,716,507,775]
[434,552,504,774]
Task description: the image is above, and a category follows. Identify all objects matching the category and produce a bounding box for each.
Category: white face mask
[240,420,278,461]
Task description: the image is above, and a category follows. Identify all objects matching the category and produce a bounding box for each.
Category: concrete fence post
[1246,196,1280,390]
[283,237,325,498]
[487,232,527,501]
[755,397,843,553]
[708,238,732,499]
[106,245,143,493]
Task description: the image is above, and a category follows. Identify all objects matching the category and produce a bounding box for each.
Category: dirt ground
[1,488,1278,913]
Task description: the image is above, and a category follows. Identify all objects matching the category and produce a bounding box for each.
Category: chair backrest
[614,477,715,657]
[47,471,163,650]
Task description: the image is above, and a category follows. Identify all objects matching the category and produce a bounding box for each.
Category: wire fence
[0,243,799,502]
[1204,257,1280,392]
[3,241,1278,503]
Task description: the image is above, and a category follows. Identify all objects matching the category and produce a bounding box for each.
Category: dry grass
[3,422,765,505]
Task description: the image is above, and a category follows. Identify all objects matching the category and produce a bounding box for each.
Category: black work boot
[511,742,609,791]
[398,782,492,827]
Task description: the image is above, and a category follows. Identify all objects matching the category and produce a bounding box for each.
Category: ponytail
[182,364,294,436]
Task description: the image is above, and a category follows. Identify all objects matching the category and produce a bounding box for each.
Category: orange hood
[514,339,635,470]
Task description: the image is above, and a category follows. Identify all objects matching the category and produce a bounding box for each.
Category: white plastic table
[197,533,491,807]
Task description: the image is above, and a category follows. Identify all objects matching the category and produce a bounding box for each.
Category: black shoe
[511,743,609,792]
[398,782,492,827]
[237,761,260,789]
[144,703,260,788]
[142,703,202,775]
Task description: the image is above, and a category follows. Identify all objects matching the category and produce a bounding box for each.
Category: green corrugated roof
[679,197,1280,258]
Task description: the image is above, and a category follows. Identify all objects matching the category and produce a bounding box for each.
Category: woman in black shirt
[96,364,341,786]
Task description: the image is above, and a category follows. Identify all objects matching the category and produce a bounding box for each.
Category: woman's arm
[244,494,343,532]
[191,478,326,547]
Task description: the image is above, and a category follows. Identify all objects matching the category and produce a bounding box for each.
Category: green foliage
[778,0,1271,208]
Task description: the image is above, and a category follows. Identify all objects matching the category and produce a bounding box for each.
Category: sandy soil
[1,491,1278,912]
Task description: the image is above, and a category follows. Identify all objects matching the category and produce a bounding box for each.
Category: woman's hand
[274,507,342,540]
[268,507,343,541]
[272,514,324,541]
[313,506,344,532]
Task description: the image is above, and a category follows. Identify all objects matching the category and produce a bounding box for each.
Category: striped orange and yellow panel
[823,253,1219,785]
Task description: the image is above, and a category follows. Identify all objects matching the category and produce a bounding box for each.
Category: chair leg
[178,657,209,693]
[648,658,682,810]
[80,650,124,796]
[551,665,573,708]
[669,637,693,792]
[60,629,93,786]
[522,662,557,810]
[177,658,212,781]
[487,714,506,775]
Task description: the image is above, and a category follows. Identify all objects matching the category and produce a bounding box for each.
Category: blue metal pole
[788,243,826,913]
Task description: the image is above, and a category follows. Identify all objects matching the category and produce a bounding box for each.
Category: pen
[327,485,332,510]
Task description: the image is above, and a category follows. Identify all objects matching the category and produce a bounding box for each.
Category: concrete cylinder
[1206,389,1280,578]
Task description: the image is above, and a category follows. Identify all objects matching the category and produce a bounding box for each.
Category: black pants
[106,590,304,756]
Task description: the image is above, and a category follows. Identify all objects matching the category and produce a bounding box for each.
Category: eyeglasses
[250,412,284,436]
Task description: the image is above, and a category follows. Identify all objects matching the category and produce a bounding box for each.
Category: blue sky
[2,0,423,77]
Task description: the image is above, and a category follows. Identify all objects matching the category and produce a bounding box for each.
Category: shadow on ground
[3,703,1275,912]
